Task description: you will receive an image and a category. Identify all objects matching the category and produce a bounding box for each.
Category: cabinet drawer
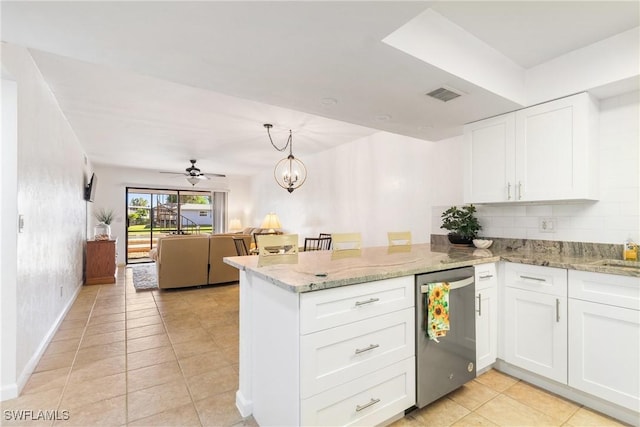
[300,308,414,398]
[568,270,640,310]
[475,263,497,290]
[504,262,567,297]
[300,276,414,334]
[301,357,415,427]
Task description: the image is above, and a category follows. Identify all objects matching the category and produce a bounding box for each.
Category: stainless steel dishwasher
[416,267,476,408]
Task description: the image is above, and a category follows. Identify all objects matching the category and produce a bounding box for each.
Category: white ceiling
[2,1,638,177]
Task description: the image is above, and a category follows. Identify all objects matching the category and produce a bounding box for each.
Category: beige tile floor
[391,369,628,427]
[1,267,628,427]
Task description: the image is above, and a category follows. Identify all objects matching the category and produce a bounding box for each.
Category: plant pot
[94,222,111,241]
[447,233,473,246]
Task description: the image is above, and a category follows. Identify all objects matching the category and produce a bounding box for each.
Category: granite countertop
[224,243,639,293]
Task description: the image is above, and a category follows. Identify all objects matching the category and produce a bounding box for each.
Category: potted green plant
[440,204,481,245]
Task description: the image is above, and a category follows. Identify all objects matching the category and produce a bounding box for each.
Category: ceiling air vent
[426,86,464,102]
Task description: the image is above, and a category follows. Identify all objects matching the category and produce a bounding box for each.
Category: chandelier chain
[265,125,293,153]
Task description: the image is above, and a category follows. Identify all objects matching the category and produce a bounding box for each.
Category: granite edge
[225,238,639,294]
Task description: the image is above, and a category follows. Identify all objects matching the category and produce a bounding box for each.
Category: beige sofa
[155,234,251,289]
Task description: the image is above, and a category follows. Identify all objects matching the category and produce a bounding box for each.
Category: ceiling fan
[160,159,225,186]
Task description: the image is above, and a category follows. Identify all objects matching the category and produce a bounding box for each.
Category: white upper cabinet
[464,113,516,203]
[464,92,598,204]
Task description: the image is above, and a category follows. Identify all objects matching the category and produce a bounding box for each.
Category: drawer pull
[520,275,546,282]
[507,182,512,200]
[479,274,493,280]
[477,294,482,316]
[556,298,560,322]
[355,344,380,355]
[355,398,380,412]
[355,297,379,307]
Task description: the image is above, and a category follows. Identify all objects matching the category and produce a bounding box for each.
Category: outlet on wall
[539,217,557,233]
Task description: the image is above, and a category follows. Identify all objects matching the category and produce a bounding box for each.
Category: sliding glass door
[126,187,220,264]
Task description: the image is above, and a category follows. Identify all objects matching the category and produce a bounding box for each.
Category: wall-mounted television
[84,172,97,202]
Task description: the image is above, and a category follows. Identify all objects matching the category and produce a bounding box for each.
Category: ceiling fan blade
[159,171,186,176]
[204,173,226,178]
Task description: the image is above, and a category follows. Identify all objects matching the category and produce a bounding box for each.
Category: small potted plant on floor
[440,204,481,245]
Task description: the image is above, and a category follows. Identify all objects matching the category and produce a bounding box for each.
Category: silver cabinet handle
[477,293,482,316]
[355,297,379,307]
[520,275,546,282]
[355,398,380,412]
[507,182,512,200]
[355,344,380,355]
[518,181,523,200]
[556,298,560,322]
[479,274,493,280]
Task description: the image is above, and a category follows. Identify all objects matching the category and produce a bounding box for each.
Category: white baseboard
[11,281,83,399]
[236,390,253,418]
[0,383,18,401]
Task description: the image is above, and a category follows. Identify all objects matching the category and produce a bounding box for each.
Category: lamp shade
[260,213,282,230]
[229,219,242,231]
[186,176,200,186]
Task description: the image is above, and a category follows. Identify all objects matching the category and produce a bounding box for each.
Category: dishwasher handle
[421,276,474,293]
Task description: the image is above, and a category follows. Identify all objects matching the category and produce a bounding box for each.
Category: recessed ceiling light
[375,114,392,122]
[320,97,338,106]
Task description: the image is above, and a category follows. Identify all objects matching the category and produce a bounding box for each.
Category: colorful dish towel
[424,281,450,342]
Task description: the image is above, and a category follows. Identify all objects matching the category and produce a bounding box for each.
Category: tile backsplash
[430,234,623,259]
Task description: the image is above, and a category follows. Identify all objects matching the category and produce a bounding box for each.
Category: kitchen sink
[589,259,640,269]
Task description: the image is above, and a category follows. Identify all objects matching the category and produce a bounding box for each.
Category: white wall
[91,164,252,264]
[250,132,437,247]
[526,27,640,105]
[1,77,19,400]
[431,91,640,245]
[1,44,89,399]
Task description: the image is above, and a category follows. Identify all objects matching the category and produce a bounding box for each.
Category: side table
[85,239,117,285]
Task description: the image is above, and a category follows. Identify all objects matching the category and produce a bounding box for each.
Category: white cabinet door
[504,287,567,383]
[568,298,640,412]
[515,92,597,202]
[475,263,498,371]
[464,113,516,203]
[476,285,498,371]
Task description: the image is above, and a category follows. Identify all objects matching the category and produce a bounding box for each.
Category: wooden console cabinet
[85,240,117,285]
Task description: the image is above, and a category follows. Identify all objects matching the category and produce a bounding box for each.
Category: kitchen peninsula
[224,243,639,426]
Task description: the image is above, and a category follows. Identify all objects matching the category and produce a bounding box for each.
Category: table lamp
[229,219,242,232]
[261,213,282,233]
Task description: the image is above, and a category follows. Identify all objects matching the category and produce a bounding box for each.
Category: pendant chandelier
[264,123,307,193]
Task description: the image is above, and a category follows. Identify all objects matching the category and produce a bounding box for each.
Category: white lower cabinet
[299,276,416,426]
[568,270,640,412]
[503,263,568,383]
[300,308,414,398]
[475,263,498,371]
[301,357,415,427]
